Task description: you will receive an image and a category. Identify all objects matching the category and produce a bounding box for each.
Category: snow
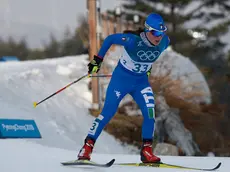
[0,54,227,172]
[1,139,230,172]
[0,55,136,153]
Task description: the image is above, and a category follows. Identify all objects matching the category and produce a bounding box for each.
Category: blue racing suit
[87,32,170,141]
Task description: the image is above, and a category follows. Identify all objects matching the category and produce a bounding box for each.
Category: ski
[115,161,221,171]
[61,158,115,168]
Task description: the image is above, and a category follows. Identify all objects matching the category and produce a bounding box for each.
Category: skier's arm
[97,33,132,58]
[88,33,132,74]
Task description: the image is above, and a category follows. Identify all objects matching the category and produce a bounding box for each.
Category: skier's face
[146,31,163,46]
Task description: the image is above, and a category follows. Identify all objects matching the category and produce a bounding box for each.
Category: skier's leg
[131,84,155,140]
[87,75,127,140]
[78,68,130,160]
[130,79,160,162]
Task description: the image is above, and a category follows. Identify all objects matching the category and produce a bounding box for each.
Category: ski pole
[89,74,112,78]
[33,74,89,108]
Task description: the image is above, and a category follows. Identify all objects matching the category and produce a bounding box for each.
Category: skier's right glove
[88,55,103,74]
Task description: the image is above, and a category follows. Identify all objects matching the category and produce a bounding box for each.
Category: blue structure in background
[0,119,42,139]
[0,56,19,62]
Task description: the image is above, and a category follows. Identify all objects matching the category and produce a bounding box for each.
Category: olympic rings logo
[137,50,160,61]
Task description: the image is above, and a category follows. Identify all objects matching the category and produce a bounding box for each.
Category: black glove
[88,55,103,74]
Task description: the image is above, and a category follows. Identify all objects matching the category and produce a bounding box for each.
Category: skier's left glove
[147,66,152,77]
[88,55,103,74]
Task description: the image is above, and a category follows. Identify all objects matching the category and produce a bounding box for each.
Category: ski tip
[107,159,115,166]
[214,162,221,170]
[104,159,115,167]
[61,159,115,167]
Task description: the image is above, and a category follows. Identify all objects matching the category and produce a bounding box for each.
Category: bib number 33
[121,59,151,73]
[132,63,148,73]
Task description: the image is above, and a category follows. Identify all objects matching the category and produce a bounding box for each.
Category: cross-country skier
[78,13,170,163]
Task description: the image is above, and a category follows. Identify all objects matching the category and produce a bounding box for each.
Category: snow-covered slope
[0,55,136,154]
[1,139,229,172]
[0,54,228,172]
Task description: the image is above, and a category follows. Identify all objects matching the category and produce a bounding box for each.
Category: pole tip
[33,102,37,108]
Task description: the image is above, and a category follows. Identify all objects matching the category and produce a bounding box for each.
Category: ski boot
[77,137,95,160]
[140,139,161,163]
